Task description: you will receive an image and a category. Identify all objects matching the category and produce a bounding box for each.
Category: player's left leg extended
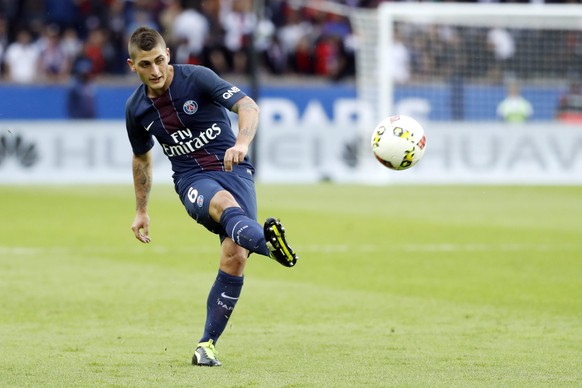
[181,176,298,267]
[219,205,270,256]
[219,206,298,267]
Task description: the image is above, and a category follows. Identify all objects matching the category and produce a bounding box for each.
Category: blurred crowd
[0,0,359,85]
[391,22,582,86]
[0,0,581,86]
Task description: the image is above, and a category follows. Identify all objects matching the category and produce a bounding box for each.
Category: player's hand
[131,213,151,243]
[224,144,248,172]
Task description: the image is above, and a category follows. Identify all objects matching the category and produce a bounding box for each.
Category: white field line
[1,243,579,257]
[301,243,579,253]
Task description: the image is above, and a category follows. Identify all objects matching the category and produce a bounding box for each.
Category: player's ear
[127,58,136,72]
[166,47,170,62]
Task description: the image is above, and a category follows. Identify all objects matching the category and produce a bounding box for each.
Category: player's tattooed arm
[224,96,260,171]
[131,150,152,243]
[132,151,152,209]
[231,96,260,143]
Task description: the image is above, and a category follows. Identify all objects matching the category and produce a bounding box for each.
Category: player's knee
[209,190,239,220]
[220,240,248,275]
[220,251,247,276]
[224,250,247,264]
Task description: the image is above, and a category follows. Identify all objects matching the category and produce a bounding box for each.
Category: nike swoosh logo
[144,121,154,131]
[220,292,239,300]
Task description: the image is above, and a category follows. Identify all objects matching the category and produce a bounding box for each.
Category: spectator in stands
[407,28,436,79]
[497,81,533,123]
[3,28,40,84]
[441,29,468,120]
[556,81,582,123]
[276,6,314,74]
[200,0,231,74]
[38,24,71,82]
[277,7,311,57]
[103,0,127,74]
[313,34,340,77]
[288,35,312,75]
[263,34,286,75]
[392,26,410,84]
[486,27,515,83]
[82,28,116,76]
[320,13,355,81]
[60,27,83,64]
[221,0,256,74]
[66,57,96,119]
[158,0,182,42]
[168,0,208,65]
[252,9,281,75]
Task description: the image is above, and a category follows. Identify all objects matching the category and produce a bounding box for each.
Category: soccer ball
[370,115,427,170]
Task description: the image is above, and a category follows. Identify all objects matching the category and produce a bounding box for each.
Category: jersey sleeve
[193,66,247,110]
[125,99,155,156]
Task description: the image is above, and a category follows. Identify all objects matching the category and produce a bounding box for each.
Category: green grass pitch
[0,184,581,387]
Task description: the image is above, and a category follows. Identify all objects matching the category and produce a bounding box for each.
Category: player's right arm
[126,92,155,243]
[131,150,152,243]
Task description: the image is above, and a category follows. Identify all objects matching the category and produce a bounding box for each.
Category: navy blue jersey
[125,64,254,183]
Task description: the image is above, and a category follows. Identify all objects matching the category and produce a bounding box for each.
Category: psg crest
[183,100,198,115]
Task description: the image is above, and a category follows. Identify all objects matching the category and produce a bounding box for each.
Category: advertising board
[1,118,580,185]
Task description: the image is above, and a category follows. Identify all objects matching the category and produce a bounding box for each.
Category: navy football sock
[200,270,244,345]
[220,207,270,256]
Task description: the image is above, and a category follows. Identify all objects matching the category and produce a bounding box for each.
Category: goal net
[350,3,582,124]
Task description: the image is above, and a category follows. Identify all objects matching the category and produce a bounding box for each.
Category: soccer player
[125,26,298,367]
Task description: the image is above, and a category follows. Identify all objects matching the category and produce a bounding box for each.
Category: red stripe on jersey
[151,91,183,133]
[192,150,223,171]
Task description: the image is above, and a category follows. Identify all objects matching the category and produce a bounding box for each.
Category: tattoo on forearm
[235,98,259,139]
[238,124,256,138]
[133,158,152,210]
[134,164,150,186]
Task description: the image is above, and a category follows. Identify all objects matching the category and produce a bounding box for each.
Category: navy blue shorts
[176,171,258,238]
